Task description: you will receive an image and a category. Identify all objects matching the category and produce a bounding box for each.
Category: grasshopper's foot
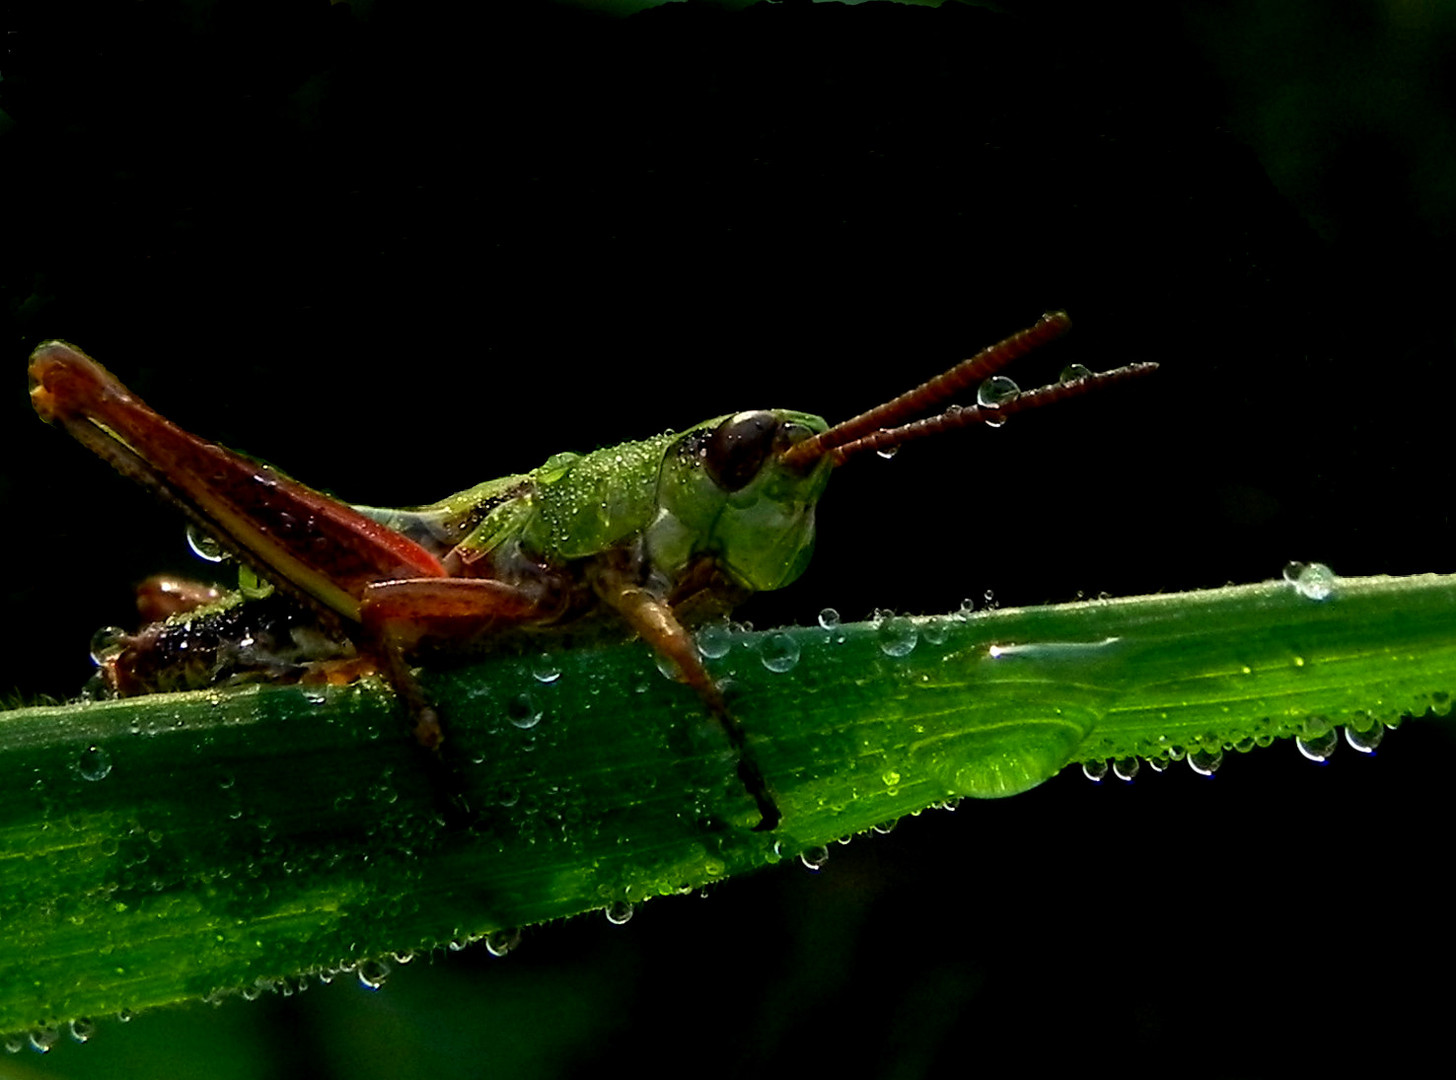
[413,704,444,752]
[739,754,781,832]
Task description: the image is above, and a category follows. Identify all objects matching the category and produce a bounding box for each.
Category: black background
[3,1,1455,1077]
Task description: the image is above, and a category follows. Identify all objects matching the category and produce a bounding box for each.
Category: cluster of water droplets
[1081,715,1396,784]
[4,1017,102,1055]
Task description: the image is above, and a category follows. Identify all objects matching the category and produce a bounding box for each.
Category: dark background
[2,1,1454,1077]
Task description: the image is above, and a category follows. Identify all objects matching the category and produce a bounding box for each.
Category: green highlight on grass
[2,567,1453,1038]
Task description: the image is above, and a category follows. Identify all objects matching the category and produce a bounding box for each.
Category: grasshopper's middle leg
[360,577,560,751]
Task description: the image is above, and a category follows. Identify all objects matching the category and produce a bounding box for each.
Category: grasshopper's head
[649,409,833,594]
[647,312,1158,597]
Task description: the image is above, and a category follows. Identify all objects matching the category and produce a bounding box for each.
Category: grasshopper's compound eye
[704,410,781,492]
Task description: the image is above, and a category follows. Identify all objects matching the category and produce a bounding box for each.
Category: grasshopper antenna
[780,312,1158,469]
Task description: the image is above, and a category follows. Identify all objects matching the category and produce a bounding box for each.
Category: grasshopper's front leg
[588,557,781,831]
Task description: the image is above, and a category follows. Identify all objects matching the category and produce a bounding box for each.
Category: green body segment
[358,411,834,598]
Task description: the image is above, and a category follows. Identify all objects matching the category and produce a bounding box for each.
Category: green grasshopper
[28,313,1155,829]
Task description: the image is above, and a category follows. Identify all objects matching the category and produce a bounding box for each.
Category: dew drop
[1112,757,1140,782]
[530,654,561,684]
[696,621,733,660]
[507,692,542,729]
[1283,561,1337,601]
[76,745,113,782]
[817,607,841,630]
[1296,726,1339,762]
[1345,723,1383,754]
[1059,362,1093,383]
[68,1018,95,1044]
[356,958,390,990]
[485,928,522,957]
[604,900,635,925]
[1187,747,1223,776]
[28,1027,58,1054]
[875,614,918,657]
[977,375,1021,407]
[185,524,228,563]
[89,625,128,665]
[799,846,830,871]
[875,444,900,460]
[758,633,801,673]
[1082,759,1109,782]
[881,768,902,787]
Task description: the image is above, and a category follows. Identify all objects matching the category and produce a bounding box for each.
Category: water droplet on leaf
[507,692,542,729]
[758,633,800,673]
[799,846,830,871]
[1188,747,1223,776]
[356,959,390,990]
[1283,561,1337,601]
[696,621,732,660]
[875,614,918,657]
[76,745,113,782]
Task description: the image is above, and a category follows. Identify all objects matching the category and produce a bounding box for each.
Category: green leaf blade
[4,570,1455,1033]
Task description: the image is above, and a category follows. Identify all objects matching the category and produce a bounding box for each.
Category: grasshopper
[29,313,1155,829]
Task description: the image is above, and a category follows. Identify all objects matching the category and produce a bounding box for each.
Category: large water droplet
[876,614,918,657]
[696,622,733,660]
[28,1027,58,1054]
[604,900,635,925]
[530,654,561,683]
[1059,362,1093,383]
[507,692,542,729]
[817,608,841,630]
[89,625,128,665]
[1112,757,1140,782]
[1296,724,1339,762]
[977,375,1021,407]
[485,928,522,957]
[1187,747,1223,776]
[1283,561,1337,601]
[185,524,228,563]
[76,745,113,782]
[799,846,830,871]
[1344,723,1383,754]
[1082,759,1109,782]
[758,633,800,673]
[68,1018,96,1044]
[356,959,390,990]
[875,444,900,460]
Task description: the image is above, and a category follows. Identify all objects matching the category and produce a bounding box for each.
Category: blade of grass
[2,569,1453,1037]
